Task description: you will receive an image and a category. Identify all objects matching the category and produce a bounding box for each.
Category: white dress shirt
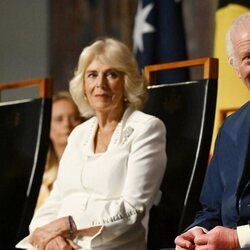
[237,225,250,248]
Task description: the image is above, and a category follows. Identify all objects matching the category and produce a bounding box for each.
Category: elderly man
[175,12,250,250]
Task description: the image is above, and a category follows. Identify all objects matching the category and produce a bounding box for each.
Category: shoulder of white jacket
[127,111,166,136]
[128,110,160,124]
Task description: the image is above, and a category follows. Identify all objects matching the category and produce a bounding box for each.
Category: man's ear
[228,56,242,79]
[228,56,234,66]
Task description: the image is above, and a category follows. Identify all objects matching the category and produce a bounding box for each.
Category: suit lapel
[236,102,250,199]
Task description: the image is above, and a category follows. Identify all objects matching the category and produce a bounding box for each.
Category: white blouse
[26,108,167,249]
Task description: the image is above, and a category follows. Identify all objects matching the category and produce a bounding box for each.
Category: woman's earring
[83,90,87,101]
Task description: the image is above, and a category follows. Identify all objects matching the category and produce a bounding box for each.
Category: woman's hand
[29,215,101,250]
[44,236,79,250]
[29,216,71,250]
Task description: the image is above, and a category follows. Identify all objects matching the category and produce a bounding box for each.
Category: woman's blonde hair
[52,90,75,103]
[46,91,82,171]
[69,38,148,117]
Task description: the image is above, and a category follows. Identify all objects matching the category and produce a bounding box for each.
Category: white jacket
[26,108,167,249]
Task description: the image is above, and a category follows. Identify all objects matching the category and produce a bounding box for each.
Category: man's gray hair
[226,12,250,66]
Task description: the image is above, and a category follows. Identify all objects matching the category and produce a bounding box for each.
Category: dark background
[0,0,217,92]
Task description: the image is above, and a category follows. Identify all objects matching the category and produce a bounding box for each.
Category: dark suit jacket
[189,101,250,230]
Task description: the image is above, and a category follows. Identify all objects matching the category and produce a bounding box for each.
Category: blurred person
[175,12,250,250]
[36,91,83,209]
[17,38,167,250]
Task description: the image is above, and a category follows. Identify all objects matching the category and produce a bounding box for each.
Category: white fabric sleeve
[237,224,250,248]
[15,235,33,249]
[28,180,62,232]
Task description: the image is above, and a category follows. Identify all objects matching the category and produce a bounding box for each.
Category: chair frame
[144,58,218,248]
[144,57,218,82]
[0,78,53,247]
[0,78,53,98]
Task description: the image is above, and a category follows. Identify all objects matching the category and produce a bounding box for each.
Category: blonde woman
[36,91,84,209]
[17,38,166,250]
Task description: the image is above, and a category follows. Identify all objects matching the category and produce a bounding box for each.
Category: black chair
[0,78,52,249]
[143,58,218,249]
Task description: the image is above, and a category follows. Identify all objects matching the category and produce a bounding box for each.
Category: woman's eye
[86,72,97,78]
[106,71,119,79]
[53,116,63,123]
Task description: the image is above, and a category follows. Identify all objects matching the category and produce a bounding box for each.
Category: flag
[210,0,250,154]
[133,0,189,84]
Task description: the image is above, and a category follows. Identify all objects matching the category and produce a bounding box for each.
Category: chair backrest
[0,78,52,249]
[143,58,218,249]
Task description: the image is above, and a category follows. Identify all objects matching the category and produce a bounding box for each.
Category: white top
[18,108,167,250]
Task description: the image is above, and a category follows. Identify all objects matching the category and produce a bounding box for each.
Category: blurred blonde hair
[37,90,83,209]
[46,91,82,171]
